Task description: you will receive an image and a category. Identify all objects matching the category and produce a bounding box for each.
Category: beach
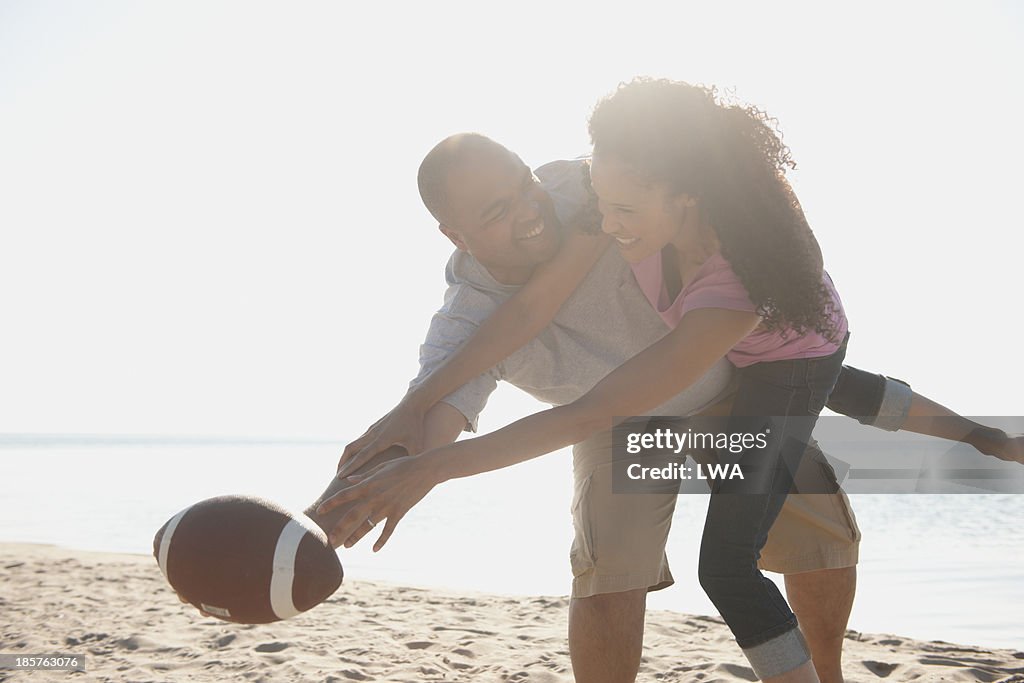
[3,2,1022,681]
[2,543,1022,683]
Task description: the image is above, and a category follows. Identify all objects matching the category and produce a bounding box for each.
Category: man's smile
[516,220,546,241]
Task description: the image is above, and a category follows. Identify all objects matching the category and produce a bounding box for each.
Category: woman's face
[589,153,697,263]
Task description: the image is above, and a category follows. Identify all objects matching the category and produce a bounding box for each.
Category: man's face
[440,151,562,285]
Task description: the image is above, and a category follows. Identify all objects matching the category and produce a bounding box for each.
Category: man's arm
[900,394,1022,461]
[697,364,1021,462]
[307,401,468,547]
[320,258,507,544]
[335,255,503,480]
[826,365,913,430]
[827,365,1021,461]
[338,232,608,476]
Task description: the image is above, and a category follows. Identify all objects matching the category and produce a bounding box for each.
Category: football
[153,495,343,624]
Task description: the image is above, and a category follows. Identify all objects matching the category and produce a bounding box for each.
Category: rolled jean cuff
[867,376,913,431]
[742,626,811,680]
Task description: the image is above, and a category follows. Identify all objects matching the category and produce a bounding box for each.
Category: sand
[1,543,1021,683]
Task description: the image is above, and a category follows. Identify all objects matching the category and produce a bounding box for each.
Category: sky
[1,0,1022,439]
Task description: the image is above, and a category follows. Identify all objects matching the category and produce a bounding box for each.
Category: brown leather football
[153,495,343,624]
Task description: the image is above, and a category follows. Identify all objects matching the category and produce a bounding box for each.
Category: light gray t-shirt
[411,159,735,431]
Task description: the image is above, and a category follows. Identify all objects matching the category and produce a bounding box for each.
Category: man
[313,133,1016,683]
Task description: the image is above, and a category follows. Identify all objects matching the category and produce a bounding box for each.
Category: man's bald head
[417,133,520,226]
[416,132,562,285]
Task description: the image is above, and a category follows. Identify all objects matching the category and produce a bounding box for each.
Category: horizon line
[0,433,343,448]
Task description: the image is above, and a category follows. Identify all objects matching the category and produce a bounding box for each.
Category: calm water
[1,439,1021,650]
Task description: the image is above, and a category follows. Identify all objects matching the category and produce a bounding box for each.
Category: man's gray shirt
[411,159,734,431]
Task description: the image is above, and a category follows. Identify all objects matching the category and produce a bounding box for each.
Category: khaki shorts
[569,427,862,599]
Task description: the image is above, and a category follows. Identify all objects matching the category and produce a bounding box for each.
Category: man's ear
[439,224,469,251]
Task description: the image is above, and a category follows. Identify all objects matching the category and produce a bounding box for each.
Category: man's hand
[308,446,410,548]
[968,427,1024,464]
[318,454,444,552]
[337,398,429,478]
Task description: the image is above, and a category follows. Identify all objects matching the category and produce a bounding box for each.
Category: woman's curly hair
[586,77,838,340]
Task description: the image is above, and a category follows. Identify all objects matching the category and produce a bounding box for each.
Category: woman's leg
[699,433,810,678]
[698,343,847,680]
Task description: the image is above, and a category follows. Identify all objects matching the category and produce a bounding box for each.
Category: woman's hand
[319,452,447,551]
[337,397,429,478]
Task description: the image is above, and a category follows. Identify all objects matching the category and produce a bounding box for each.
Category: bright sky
[1,1,1021,438]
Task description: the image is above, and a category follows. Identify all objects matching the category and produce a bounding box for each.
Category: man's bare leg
[569,588,647,683]
[785,567,856,683]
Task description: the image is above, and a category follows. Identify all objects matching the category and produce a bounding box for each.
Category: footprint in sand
[716,663,757,681]
[214,633,236,648]
[862,660,899,677]
[917,662,1003,683]
[254,641,289,653]
[114,635,157,651]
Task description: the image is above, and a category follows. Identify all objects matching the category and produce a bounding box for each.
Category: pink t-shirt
[630,251,848,368]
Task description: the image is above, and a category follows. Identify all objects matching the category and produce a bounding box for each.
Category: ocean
[1,438,1021,650]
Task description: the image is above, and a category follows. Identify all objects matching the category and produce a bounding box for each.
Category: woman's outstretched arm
[318,307,760,549]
